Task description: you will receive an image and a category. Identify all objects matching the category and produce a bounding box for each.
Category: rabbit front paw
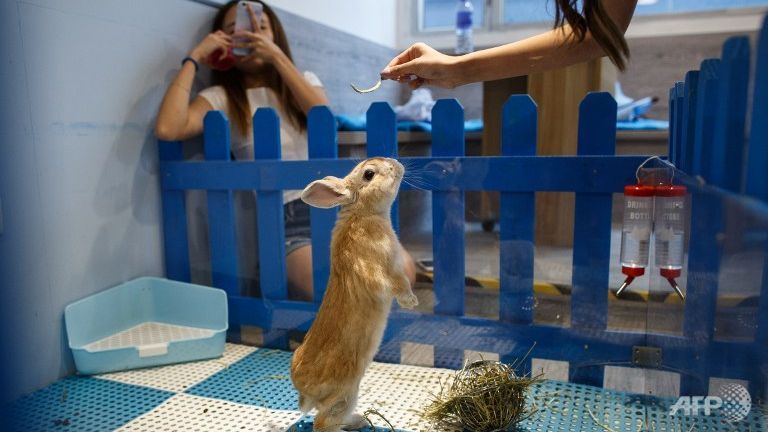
[397,292,419,309]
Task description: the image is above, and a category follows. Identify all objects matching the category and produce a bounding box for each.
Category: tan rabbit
[290,157,418,431]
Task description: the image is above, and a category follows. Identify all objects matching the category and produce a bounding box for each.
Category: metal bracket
[632,346,662,368]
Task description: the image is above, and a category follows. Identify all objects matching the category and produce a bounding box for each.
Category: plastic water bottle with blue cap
[456,0,474,54]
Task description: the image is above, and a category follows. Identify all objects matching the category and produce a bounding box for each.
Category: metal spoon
[350,78,382,94]
[350,74,418,94]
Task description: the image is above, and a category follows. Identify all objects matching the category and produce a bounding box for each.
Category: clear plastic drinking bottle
[617,184,654,296]
[654,185,687,299]
[455,0,474,54]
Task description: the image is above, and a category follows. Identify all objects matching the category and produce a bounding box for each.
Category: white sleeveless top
[198,71,323,203]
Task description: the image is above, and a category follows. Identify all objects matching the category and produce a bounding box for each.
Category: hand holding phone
[233,1,263,56]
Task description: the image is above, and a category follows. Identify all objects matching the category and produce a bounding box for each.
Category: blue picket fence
[665,15,768,399]
[158,16,768,399]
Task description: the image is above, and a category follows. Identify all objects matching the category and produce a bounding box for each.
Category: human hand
[233,3,282,63]
[380,43,463,89]
[189,31,232,66]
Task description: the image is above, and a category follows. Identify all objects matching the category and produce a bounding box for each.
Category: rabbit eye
[363,169,375,181]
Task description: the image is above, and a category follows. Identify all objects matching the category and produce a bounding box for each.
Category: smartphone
[233,1,263,56]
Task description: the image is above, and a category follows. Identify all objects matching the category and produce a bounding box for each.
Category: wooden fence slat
[683,59,724,373]
[307,106,337,303]
[499,95,536,326]
[431,99,466,319]
[673,82,685,167]
[253,108,288,349]
[710,36,750,191]
[746,16,768,201]
[749,16,768,400]
[253,108,287,297]
[203,111,240,342]
[679,188,722,396]
[366,102,398,158]
[668,87,677,163]
[367,102,400,233]
[429,99,467,369]
[756,244,768,394]
[203,112,239,295]
[682,59,723,394]
[158,140,190,283]
[680,71,700,174]
[571,92,616,388]
[692,59,721,178]
[366,102,403,363]
[758,246,768,388]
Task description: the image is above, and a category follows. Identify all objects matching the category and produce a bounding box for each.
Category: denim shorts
[284,199,312,255]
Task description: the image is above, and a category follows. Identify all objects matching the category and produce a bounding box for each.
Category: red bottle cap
[660,268,682,278]
[622,266,645,277]
[624,184,655,197]
[656,185,687,197]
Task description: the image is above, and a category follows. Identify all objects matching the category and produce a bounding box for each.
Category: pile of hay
[422,359,541,432]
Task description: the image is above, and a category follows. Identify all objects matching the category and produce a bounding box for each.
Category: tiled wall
[621,30,759,119]
[276,8,401,115]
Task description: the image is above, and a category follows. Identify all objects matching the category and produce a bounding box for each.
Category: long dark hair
[554,0,630,71]
[211,1,306,136]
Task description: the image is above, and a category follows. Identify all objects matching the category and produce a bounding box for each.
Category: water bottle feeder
[617,184,654,297]
[655,185,687,300]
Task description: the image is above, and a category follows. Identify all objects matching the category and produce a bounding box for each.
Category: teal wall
[0,0,215,401]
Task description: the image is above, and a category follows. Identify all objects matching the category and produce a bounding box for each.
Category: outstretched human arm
[380,0,636,88]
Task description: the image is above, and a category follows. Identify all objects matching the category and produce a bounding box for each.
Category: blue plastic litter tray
[65,277,228,375]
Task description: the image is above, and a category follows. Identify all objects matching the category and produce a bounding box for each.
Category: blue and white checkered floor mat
[5,343,767,431]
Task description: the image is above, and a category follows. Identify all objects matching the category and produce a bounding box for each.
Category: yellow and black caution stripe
[416,271,567,296]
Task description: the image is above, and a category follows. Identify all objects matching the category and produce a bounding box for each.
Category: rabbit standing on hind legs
[290,157,418,431]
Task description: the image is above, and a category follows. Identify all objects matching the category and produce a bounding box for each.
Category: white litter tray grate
[99,343,255,393]
[116,393,303,432]
[85,322,216,352]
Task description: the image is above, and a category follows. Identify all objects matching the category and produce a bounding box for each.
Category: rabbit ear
[301,176,353,208]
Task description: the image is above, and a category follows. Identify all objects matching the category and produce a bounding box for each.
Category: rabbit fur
[290,157,418,431]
